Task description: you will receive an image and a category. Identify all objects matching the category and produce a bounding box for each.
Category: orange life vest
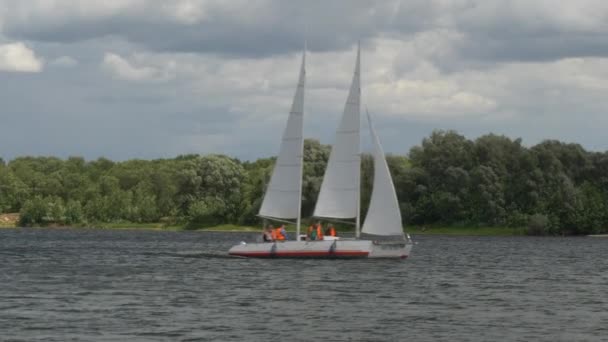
[328,226,336,237]
[316,224,324,240]
[270,228,278,241]
[274,227,285,240]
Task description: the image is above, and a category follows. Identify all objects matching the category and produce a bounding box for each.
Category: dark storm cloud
[457,33,608,63]
[5,0,608,65]
[436,1,608,65]
[2,1,436,57]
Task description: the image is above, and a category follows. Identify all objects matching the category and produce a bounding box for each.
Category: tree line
[1,131,608,235]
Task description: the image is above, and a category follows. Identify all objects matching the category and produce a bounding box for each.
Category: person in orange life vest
[315,222,324,240]
[269,225,276,241]
[325,225,337,237]
[273,225,286,241]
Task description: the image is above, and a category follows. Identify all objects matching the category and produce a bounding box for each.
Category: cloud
[5,0,608,65]
[101,52,174,81]
[0,1,431,57]
[0,42,43,72]
[4,1,608,161]
[50,55,78,67]
[432,1,608,65]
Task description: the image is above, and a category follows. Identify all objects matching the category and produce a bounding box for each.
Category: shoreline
[3,225,600,237]
[6,218,602,237]
[2,222,528,236]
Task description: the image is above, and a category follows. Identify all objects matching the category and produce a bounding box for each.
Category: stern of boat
[368,240,413,259]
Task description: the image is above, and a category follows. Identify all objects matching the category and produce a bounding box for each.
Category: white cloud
[368,78,496,119]
[101,52,175,82]
[0,42,43,72]
[50,55,78,67]
[161,0,209,24]
[3,0,241,27]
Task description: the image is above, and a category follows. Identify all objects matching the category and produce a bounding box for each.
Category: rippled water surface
[1,228,607,341]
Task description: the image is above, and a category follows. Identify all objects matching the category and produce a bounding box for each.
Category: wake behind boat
[228,44,413,259]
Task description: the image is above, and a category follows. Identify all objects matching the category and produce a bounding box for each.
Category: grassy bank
[0,213,526,236]
[1,221,258,232]
[94,222,183,231]
[96,223,525,236]
[97,223,259,232]
[407,226,525,236]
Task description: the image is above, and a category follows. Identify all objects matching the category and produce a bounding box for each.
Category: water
[1,228,607,341]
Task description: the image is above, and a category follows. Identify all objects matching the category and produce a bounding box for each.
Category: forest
[2,130,608,235]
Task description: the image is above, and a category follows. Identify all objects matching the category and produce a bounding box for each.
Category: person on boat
[315,222,324,240]
[325,225,337,237]
[262,226,273,242]
[279,224,288,240]
[272,225,286,241]
[307,224,316,240]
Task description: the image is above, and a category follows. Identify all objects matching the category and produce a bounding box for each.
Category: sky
[2,0,608,161]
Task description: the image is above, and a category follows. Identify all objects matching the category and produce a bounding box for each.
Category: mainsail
[313,45,361,220]
[258,52,306,220]
[361,110,405,237]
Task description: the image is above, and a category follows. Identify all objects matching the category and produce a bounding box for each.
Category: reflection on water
[1,228,606,341]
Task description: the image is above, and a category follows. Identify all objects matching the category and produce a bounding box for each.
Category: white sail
[313,45,361,219]
[258,52,305,219]
[362,110,405,236]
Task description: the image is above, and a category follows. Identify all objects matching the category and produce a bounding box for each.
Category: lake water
[1,228,606,341]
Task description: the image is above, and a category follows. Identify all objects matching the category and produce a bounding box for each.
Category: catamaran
[228,44,413,259]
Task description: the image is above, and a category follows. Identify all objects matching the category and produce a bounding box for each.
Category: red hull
[229,250,370,258]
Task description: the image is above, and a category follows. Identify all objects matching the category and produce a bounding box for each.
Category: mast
[355,42,361,238]
[296,43,306,239]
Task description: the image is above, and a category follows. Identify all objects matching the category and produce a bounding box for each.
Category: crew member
[273,225,286,241]
[326,225,337,237]
[315,222,324,240]
[279,224,288,240]
[262,226,273,242]
[269,225,276,241]
[307,224,316,240]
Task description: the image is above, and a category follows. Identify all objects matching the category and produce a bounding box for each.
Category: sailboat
[228,45,413,259]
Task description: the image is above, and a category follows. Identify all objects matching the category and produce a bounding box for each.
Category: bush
[527,214,550,235]
[65,200,84,225]
[19,196,47,226]
[506,211,528,228]
[46,196,65,224]
[185,197,225,229]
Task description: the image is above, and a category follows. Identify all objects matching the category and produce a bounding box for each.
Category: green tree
[301,139,330,217]
[19,196,47,226]
[470,165,506,225]
[65,200,84,225]
[0,168,30,212]
[177,155,245,227]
